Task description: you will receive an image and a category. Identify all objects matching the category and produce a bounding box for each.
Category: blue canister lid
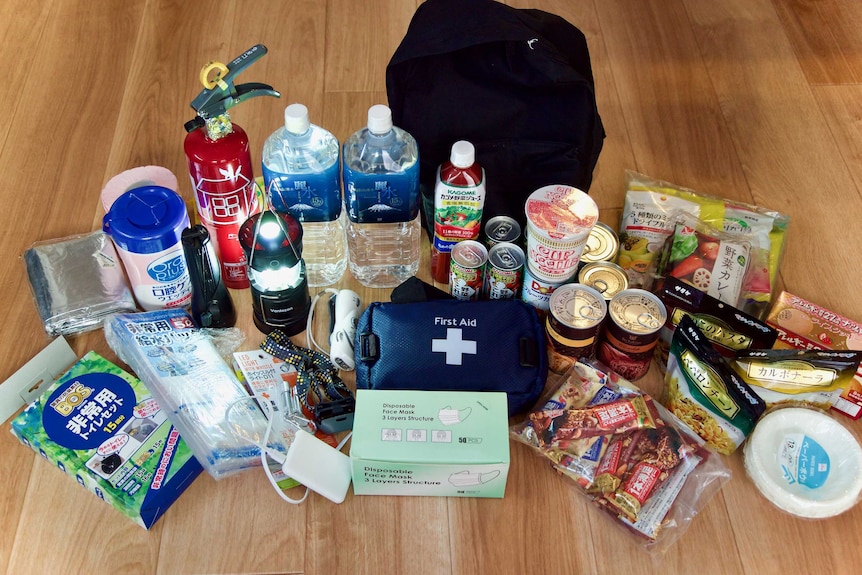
[103,186,190,254]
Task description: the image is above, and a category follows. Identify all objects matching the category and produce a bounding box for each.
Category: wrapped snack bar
[512,360,730,550]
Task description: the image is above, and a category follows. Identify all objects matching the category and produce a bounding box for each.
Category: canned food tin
[484,242,525,300]
[546,284,608,374]
[598,289,667,381]
[578,262,629,301]
[450,240,488,301]
[521,263,566,317]
[579,222,619,267]
[484,215,522,247]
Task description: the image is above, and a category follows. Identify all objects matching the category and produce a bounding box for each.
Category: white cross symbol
[432,328,477,366]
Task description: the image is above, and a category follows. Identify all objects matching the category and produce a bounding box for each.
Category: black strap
[260,330,353,411]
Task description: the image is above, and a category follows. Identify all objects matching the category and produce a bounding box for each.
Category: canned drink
[484,242,525,300]
[484,215,522,247]
[546,284,608,374]
[450,240,488,301]
[578,222,619,268]
[578,262,629,301]
[521,263,567,317]
[598,289,667,381]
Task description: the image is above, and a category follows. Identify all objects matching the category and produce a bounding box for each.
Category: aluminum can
[484,215,522,247]
[484,242,525,300]
[546,284,607,374]
[578,221,619,269]
[578,261,629,301]
[450,240,488,301]
[521,263,566,318]
[598,289,667,381]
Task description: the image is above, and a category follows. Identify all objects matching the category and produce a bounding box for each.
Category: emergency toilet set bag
[354,299,548,416]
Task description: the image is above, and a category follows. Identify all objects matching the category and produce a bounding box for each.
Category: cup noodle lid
[525,185,599,241]
[743,407,862,518]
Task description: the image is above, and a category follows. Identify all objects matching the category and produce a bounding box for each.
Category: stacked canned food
[449,239,526,301]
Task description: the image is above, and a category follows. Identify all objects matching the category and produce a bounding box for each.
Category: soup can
[546,284,608,374]
[598,289,667,381]
[484,242,525,300]
[521,263,567,317]
[484,215,522,248]
[450,240,488,301]
[578,262,629,301]
[578,221,619,268]
[524,185,599,283]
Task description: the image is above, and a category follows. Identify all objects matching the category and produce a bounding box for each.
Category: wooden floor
[2,0,862,573]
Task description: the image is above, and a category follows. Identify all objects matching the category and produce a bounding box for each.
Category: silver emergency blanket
[24,231,138,335]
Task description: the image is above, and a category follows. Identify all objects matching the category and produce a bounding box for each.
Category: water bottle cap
[367,104,393,134]
[284,103,310,134]
[450,140,475,168]
[102,186,190,254]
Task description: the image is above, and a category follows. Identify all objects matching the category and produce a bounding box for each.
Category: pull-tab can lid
[103,186,190,254]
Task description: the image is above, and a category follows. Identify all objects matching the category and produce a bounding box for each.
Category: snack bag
[513,360,730,550]
[655,276,778,371]
[663,315,766,455]
[729,349,862,411]
[655,213,752,308]
[619,171,789,318]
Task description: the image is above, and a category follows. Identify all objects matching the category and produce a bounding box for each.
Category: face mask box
[350,389,509,498]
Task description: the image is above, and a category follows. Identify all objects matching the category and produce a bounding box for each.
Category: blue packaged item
[105,309,269,479]
[102,185,192,310]
[10,351,202,528]
[354,299,547,415]
[262,103,346,287]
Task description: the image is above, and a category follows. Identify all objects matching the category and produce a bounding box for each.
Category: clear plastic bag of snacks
[511,360,731,551]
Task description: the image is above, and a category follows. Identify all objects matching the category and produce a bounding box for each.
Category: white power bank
[282,430,352,504]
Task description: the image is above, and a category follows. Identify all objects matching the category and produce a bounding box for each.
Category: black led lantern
[239,210,311,335]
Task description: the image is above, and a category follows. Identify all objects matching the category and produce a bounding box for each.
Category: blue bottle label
[343,166,420,224]
[262,163,341,223]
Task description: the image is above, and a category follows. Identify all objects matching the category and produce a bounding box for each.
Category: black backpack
[386,0,605,237]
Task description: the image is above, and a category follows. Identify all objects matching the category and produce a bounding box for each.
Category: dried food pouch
[663,315,766,454]
[729,349,862,410]
[655,213,751,308]
[623,171,789,318]
[655,276,778,371]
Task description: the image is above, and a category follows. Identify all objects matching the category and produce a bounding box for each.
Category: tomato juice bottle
[431,140,486,284]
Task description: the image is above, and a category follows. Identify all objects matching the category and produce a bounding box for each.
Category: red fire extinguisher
[183,44,279,289]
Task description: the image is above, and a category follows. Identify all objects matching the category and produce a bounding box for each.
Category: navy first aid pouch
[354,299,548,415]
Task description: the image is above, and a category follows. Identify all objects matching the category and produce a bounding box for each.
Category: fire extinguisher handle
[186,44,280,129]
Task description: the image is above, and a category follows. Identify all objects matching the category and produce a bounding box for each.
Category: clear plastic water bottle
[262,103,347,286]
[342,104,420,288]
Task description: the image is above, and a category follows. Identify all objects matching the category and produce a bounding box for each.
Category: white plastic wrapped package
[104,309,268,479]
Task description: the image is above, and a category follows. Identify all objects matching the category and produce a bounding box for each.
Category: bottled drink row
[262,103,422,289]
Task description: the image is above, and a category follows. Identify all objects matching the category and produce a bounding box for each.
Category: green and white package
[10,352,202,528]
[351,390,509,498]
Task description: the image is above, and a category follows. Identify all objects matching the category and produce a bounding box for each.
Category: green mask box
[350,389,510,498]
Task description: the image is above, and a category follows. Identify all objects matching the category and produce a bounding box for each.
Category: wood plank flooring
[1,1,862,573]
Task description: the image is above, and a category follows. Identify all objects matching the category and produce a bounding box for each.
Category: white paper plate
[744,407,862,518]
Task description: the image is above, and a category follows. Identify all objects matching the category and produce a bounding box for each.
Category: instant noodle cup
[525,185,599,283]
[744,407,862,518]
